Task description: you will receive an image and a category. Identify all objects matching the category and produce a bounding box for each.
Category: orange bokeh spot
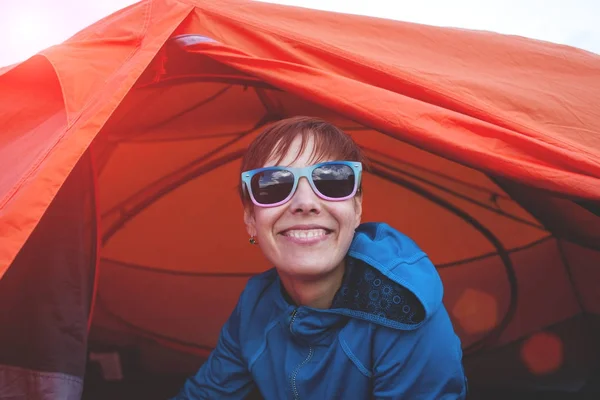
[451,288,498,334]
[521,332,564,375]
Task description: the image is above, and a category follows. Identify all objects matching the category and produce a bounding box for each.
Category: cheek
[253,207,284,235]
[330,202,361,233]
[353,198,363,226]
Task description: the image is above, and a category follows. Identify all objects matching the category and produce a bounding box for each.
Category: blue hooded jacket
[173,222,467,399]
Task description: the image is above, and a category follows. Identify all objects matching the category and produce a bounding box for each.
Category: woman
[173,116,467,399]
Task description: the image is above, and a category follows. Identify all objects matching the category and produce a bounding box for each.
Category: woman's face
[244,135,362,279]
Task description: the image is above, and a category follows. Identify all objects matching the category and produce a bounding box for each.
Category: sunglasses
[241,161,362,207]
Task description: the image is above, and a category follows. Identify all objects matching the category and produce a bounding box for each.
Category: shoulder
[239,268,279,304]
[235,268,283,330]
[233,269,284,364]
[373,305,461,362]
[369,307,467,398]
[338,306,462,374]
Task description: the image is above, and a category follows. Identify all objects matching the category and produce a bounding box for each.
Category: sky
[0,0,598,67]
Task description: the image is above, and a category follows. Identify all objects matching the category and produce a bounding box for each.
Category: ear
[353,194,363,229]
[243,205,257,237]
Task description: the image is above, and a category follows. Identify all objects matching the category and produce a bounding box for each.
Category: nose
[288,177,321,215]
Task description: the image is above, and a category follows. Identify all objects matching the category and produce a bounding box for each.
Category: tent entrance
[81,34,600,397]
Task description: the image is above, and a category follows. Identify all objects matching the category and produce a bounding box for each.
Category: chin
[279,258,342,279]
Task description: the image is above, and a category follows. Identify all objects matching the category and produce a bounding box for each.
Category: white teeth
[284,229,328,239]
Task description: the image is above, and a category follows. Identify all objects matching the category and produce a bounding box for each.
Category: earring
[249,236,258,245]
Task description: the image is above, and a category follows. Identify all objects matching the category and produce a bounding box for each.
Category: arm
[171,293,255,399]
[372,306,467,400]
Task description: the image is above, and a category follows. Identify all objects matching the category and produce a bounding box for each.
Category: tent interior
[1,21,600,400]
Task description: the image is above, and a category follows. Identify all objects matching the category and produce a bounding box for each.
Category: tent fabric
[0,365,84,400]
[1,0,600,278]
[0,152,95,399]
[0,0,599,397]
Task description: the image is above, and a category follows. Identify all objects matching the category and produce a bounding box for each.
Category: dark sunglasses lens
[312,164,355,198]
[250,169,295,205]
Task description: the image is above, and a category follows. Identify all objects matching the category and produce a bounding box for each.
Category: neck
[279,261,346,309]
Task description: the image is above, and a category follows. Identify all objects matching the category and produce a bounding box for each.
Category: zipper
[289,308,298,332]
[291,345,313,400]
[289,308,313,400]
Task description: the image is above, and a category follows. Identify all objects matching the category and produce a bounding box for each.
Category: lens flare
[521,332,564,375]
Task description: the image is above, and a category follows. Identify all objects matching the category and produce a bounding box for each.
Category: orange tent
[0,0,599,398]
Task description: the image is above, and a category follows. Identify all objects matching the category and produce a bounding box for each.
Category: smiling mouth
[281,228,331,239]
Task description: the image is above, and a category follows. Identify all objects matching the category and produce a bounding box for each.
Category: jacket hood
[329,222,444,330]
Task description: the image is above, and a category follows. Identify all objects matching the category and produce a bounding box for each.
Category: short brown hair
[239,116,367,204]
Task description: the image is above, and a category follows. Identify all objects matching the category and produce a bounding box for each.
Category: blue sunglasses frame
[241,161,362,207]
